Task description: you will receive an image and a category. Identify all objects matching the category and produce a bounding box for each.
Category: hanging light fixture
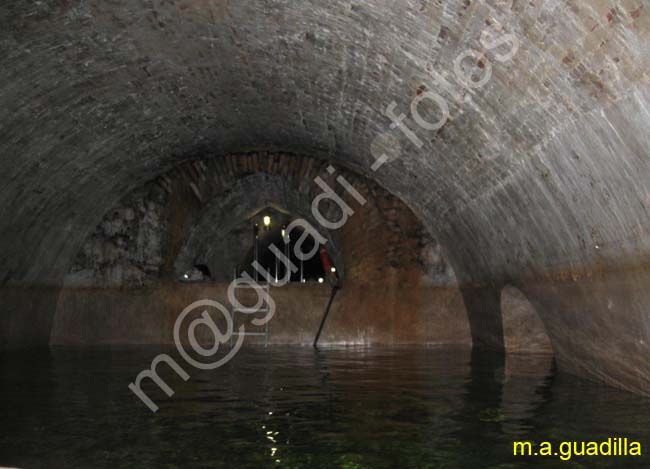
[263,215,271,227]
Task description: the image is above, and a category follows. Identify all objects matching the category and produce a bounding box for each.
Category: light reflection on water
[0,347,649,468]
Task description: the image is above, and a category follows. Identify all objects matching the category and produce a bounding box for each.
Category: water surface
[1,347,648,468]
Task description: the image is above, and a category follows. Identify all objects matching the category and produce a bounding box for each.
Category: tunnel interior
[2,0,650,466]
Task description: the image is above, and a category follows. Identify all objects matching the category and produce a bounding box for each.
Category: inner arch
[51,153,471,347]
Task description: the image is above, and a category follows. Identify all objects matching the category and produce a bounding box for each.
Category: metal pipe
[313,286,340,348]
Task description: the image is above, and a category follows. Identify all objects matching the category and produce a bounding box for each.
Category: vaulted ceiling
[1,0,649,288]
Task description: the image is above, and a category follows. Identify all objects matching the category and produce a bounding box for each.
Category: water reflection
[0,347,648,468]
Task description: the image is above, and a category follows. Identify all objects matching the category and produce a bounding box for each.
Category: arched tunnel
[1,1,650,467]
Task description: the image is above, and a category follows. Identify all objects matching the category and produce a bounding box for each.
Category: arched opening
[51,154,470,348]
[238,209,328,284]
[171,176,345,284]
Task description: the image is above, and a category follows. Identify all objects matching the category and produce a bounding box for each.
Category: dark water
[1,346,649,468]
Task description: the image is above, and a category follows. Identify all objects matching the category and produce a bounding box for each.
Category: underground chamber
[2,1,650,467]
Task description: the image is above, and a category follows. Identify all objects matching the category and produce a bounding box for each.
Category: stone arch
[52,152,470,346]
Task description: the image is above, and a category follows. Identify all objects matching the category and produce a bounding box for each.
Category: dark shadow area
[240,217,327,283]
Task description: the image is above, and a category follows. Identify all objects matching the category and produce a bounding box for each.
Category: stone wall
[320,174,469,345]
[0,287,60,349]
[65,185,168,288]
[50,283,471,347]
[520,268,650,397]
